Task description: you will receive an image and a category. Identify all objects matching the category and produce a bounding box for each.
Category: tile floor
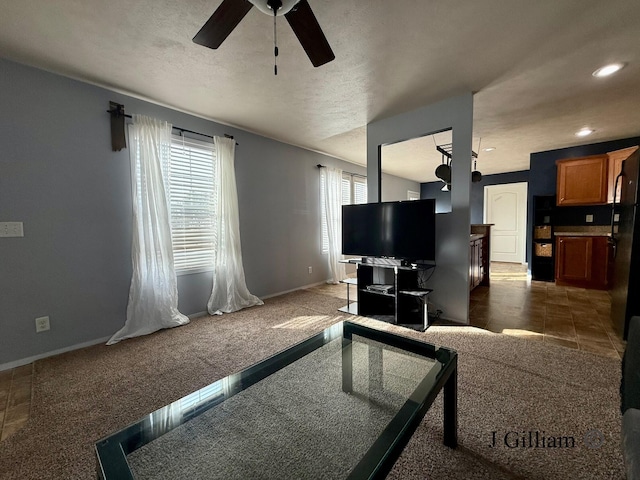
[470,262,625,359]
[0,363,33,441]
[0,263,625,442]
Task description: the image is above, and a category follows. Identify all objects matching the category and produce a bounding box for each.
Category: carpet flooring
[128,335,435,479]
[0,283,624,479]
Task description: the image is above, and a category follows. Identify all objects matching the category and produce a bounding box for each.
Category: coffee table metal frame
[95,321,457,480]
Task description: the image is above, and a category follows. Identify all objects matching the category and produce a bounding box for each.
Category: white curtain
[324,167,347,284]
[107,115,189,345]
[207,136,263,315]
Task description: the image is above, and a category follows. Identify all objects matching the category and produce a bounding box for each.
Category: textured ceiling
[1,0,639,182]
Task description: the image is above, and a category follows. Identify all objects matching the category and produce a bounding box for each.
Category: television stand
[339,277,358,315]
[339,258,434,331]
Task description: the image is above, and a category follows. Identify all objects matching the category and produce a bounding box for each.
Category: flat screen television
[342,199,436,261]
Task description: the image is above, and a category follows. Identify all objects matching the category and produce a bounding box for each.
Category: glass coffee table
[95,321,457,479]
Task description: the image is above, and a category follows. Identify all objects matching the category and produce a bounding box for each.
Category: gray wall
[0,59,418,367]
[367,93,474,324]
[421,170,530,222]
[381,173,420,202]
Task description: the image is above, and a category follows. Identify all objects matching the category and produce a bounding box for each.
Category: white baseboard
[0,281,333,372]
[260,280,331,300]
[0,335,112,372]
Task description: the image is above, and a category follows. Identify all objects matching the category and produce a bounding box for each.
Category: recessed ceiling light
[592,63,626,77]
[482,147,496,152]
[576,128,594,137]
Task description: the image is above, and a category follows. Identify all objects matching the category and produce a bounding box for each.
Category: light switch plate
[0,222,24,237]
[614,213,620,222]
[585,214,594,223]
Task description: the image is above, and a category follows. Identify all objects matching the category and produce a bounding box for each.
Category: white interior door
[484,182,528,263]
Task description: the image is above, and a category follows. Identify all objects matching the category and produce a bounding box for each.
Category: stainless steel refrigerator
[610,149,640,339]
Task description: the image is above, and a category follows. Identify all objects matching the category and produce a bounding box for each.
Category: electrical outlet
[35,316,50,333]
[585,214,594,223]
[308,266,313,274]
[615,213,620,222]
[0,222,24,237]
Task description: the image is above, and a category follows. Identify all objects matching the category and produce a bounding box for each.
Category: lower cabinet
[555,236,611,289]
[470,239,483,289]
[469,235,489,290]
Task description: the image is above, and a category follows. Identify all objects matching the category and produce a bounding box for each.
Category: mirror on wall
[380,129,458,212]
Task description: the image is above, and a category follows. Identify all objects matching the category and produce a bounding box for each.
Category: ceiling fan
[193,0,335,73]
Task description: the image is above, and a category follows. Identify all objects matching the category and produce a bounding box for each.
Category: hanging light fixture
[434,143,481,188]
[434,144,452,183]
[471,158,482,183]
[435,162,451,183]
[471,137,483,183]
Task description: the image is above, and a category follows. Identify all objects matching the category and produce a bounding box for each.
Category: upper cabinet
[608,146,639,204]
[556,148,640,206]
[556,155,609,206]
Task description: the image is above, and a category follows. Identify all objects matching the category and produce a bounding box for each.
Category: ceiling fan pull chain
[273,11,279,75]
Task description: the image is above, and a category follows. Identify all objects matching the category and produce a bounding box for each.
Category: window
[166,135,217,274]
[321,171,367,252]
[408,190,420,201]
[351,175,368,205]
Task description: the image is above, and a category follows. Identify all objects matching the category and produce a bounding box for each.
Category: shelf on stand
[338,258,434,331]
[339,277,358,314]
[338,303,358,314]
[360,288,396,298]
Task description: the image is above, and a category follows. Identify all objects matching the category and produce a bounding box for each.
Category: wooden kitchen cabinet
[555,235,611,289]
[470,238,483,289]
[469,232,489,290]
[608,146,639,203]
[556,155,609,206]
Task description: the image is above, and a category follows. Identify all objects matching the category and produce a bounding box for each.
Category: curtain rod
[107,103,238,144]
[316,164,366,179]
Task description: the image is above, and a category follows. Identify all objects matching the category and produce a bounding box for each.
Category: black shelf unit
[531,195,556,282]
[353,260,434,331]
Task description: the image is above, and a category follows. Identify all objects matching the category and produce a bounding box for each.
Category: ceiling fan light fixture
[592,63,626,78]
[575,128,594,137]
[251,0,300,16]
[194,0,335,70]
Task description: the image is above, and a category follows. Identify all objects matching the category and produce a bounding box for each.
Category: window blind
[167,135,217,273]
[408,190,420,201]
[354,176,367,204]
[342,175,351,205]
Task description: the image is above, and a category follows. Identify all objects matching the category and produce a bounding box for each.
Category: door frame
[483,182,528,264]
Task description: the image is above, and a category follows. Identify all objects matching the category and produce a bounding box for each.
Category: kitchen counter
[554,231,611,237]
[554,225,612,237]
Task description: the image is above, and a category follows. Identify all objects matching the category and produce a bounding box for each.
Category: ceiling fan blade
[284,0,335,67]
[193,0,253,49]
